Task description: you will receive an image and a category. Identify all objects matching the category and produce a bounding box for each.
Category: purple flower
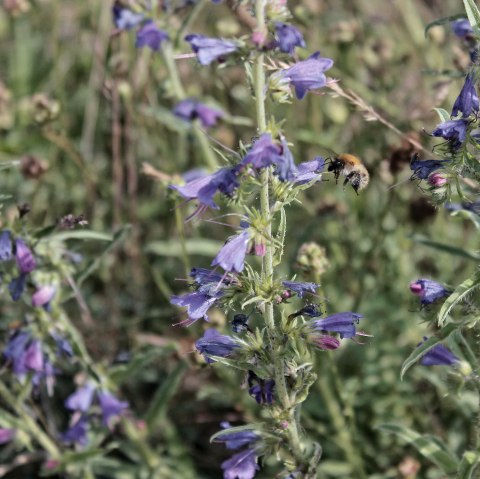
[15,239,36,274]
[0,230,12,261]
[276,139,298,181]
[419,341,459,366]
[184,34,237,66]
[294,157,325,184]
[97,391,129,427]
[248,376,275,405]
[277,52,334,99]
[282,281,319,298]
[451,19,473,38]
[112,5,144,30]
[432,118,469,149]
[312,312,363,339]
[190,267,225,286]
[274,23,306,55]
[195,329,240,363]
[215,422,259,450]
[32,285,56,309]
[61,415,89,446]
[171,166,240,214]
[410,279,450,306]
[294,304,322,318]
[310,334,341,350]
[23,340,44,371]
[452,73,479,117]
[173,98,224,128]
[135,21,169,51]
[0,428,15,444]
[171,290,222,325]
[242,134,282,169]
[65,384,96,412]
[3,330,31,367]
[410,156,449,180]
[222,448,259,479]
[212,231,250,273]
[52,333,73,357]
[9,273,27,301]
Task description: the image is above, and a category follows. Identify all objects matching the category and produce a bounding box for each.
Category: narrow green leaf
[49,230,113,242]
[463,0,480,36]
[144,361,188,429]
[424,13,467,37]
[458,451,480,478]
[146,239,222,257]
[410,235,480,261]
[438,271,480,326]
[380,424,459,474]
[400,323,458,379]
[432,108,452,123]
[209,424,262,444]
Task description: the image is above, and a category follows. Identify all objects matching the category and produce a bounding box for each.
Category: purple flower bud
[312,312,363,339]
[3,330,31,362]
[294,157,325,184]
[171,290,222,325]
[135,21,169,51]
[52,333,73,357]
[277,52,334,99]
[184,34,237,66]
[431,119,469,149]
[249,379,275,405]
[419,340,459,366]
[0,428,15,444]
[311,334,341,350]
[274,23,306,55]
[112,5,144,30]
[451,18,473,38]
[61,415,89,446]
[97,391,129,427]
[212,231,250,273]
[173,98,224,128]
[222,448,259,479]
[409,279,450,306]
[32,285,56,309]
[24,340,44,371]
[216,422,259,450]
[195,329,240,363]
[452,73,479,118]
[427,172,448,187]
[15,239,36,274]
[282,281,319,298]
[65,384,96,412]
[0,230,12,261]
[410,156,449,180]
[8,273,27,301]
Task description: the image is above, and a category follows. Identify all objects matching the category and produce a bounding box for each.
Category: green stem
[162,43,218,170]
[254,0,305,468]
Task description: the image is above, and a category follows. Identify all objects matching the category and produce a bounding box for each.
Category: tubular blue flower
[451,18,473,38]
[171,290,222,325]
[0,230,12,261]
[419,341,459,366]
[410,156,449,180]
[212,231,250,273]
[65,384,96,412]
[311,312,363,339]
[15,239,36,274]
[112,5,144,30]
[282,281,319,298]
[195,329,240,363]
[8,273,27,301]
[452,73,479,118]
[32,285,56,309]
[276,139,298,181]
[431,118,469,149]
[135,21,169,51]
[0,428,15,444]
[60,415,89,446]
[97,391,129,427]
[248,379,275,405]
[222,448,259,479]
[409,279,450,306]
[173,98,224,128]
[241,133,283,170]
[3,331,31,363]
[52,333,73,357]
[215,422,259,450]
[189,267,225,286]
[184,34,237,66]
[294,157,324,184]
[277,52,334,99]
[274,23,306,55]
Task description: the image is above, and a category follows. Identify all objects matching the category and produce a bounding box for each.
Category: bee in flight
[327,153,370,194]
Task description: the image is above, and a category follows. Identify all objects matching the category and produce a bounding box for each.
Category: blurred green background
[0,0,478,477]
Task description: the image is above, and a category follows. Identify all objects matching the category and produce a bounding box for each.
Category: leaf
[438,271,480,326]
[144,361,188,430]
[379,424,459,474]
[458,451,480,478]
[400,323,458,379]
[463,0,480,36]
[205,355,266,376]
[273,207,286,267]
[424,13,467,37]
[146,239,222,257]
[209,424,262,444]
[49,230,114,242]
[432,108,451,123]
[410,235,480,261]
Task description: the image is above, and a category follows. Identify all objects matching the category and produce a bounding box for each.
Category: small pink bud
[255,242,266,257]
[428,173,447,187]
[32,285,56,307]
[409,281,423,295]
[44,459,60,470]
[282,290,292,299]
[252,30,267,48]
[280,420,289,429]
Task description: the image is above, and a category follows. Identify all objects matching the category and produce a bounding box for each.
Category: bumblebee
[328,153,370,194]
